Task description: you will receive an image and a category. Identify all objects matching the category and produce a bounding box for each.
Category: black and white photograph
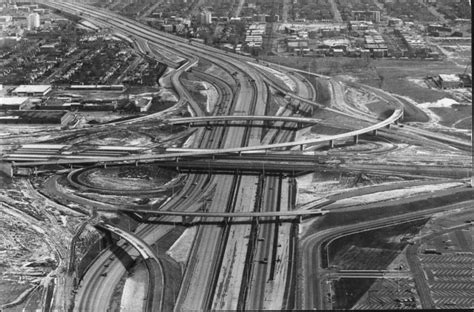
[0,0,472,311]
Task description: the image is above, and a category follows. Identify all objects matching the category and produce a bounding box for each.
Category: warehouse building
[0,110,75,126]
[12,85,52,97]
[0,97,31,111]
[438,74,463,89]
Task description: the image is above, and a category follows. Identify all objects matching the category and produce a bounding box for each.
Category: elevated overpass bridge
[120,208,329,224]
[167,115,322,130]
[3,109,403,173]
[168,108,402,151]
[97,223,159,262]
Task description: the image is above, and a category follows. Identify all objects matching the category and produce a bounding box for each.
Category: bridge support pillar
[104,163,107,169]
[135,160,138,167]
[300,144,304,151]
[353,135,359,144]
[329,140,335,148]
[34,167,38,176]
[254,217,259,225]
[9,164,14,178]
[372,129,378,136]
[181,216,188,226]
[297,215,302,223]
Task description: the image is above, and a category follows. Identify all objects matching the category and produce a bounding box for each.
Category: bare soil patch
[327,219,427,270]
[80,165,177,191]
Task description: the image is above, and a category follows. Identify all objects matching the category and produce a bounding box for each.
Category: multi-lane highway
[36,2,278,311]
[15,1,471,312]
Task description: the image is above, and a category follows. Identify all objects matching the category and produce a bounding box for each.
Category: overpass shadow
[96,226,137,270]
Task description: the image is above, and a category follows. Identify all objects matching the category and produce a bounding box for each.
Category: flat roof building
[0,97,31,111]
[6,110,75,126]
[353,11,381,23]
[12,85,52,97]
[438,74,463,89]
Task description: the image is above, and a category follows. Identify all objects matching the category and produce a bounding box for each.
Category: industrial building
[0,110,75,126]
[437,74,464,89]
[364,34,388,57]
[12,85,52,97]
[0,97,31,111]
[287,38,309,52]
[245,23,266,48]
[68,84,125,91]
[394,28,431,58]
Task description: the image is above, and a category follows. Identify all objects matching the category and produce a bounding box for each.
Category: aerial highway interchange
[0,1,472,311]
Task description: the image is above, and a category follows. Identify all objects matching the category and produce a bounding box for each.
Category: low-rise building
[438,74,463,89]
[458,74,472,88]
[0,97,31,111]
[68,85,125,91]
[13,85,52,97]
[349,20,374,31]
[0,110,74,126]
[162,24,173,32]
[352,10,381,23]
[134,97,152,112]
[394,28,431,57]
[388,18,403,27]
[287,38,309,52]
[332,48,344,57]
[364,34,388,57]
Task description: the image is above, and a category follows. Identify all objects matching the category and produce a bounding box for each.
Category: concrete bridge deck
[3,109,403,168]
